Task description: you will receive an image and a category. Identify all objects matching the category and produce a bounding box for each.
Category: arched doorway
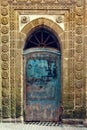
[23,26,61,121]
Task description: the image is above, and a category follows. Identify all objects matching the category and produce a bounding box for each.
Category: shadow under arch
[21,17,64,51]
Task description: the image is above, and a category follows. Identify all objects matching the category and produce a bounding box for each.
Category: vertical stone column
[15,13,24,121]
[84,0,87,126]
[1,0,11,119]
[63,8,75,118]
[74,0,85,119]
[9,6,17,120]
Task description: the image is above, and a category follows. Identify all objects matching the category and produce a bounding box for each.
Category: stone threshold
[0,118,84,124]
[63,118,84,125]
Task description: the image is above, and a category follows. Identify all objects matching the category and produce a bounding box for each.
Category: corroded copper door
[24,48,61,121]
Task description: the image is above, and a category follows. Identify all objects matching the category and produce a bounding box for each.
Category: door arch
[23,25,61,121]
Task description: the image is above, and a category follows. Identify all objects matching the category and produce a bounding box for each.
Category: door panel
[25,50,61,121]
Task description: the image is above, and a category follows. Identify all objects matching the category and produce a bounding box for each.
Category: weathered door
[24,48,61,121]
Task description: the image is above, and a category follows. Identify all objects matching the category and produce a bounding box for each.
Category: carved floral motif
[56,16,63,23]
[21,16,28,23]
[75,62,83,71]
[76,27,82,34]
[76,17,82,25]
[76,7,83,16]
[76,54,83,62]
[75,71,82,80]
[76,36,82,43]
[2,79,9,88]
[1,26,8,34]
[2,45,9,52]
[1,62,9,70]
[1,17,8,25]
[76,0,82,7]
[1,54,9,61]
[76,45,82,53]
[2,71,8,79]
[1,1,8,6]
[1,8,8,16]
[1,36,9,43]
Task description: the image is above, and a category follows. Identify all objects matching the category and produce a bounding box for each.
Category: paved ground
[0,123,87,130]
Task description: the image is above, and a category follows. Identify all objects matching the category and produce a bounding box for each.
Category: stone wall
[0,0,86,122]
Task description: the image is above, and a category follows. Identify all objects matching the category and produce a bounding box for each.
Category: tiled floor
[0,122,87,130]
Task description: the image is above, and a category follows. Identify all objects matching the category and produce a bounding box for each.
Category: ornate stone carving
[69,78,74,88]
[75,80,83,89]
[1,26,8,34]
[10,50,15,58]
[2,79,9,88]
[21,16,28,23]
[1,1,8,6]
[56,16,63,23]
[69,49,74,57]
[76,17,82,25]
[76,27,82,34]
[76,7,83,16]
[2,45,9,52]
[76,0,82,7]
[76,36,82,43]
[75,97,82,106]
[2,88,9,97]
[75,71,82,80]
[1,54,9,61]
[76,45,82,53]
[1,36,9,43]
[2,71,8,79]
[1,17,8,25]
[10,22,16,30]
[76,54,83,62]
[75,62,83,71]
[1,8,8,16]
[1,62,9,70]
